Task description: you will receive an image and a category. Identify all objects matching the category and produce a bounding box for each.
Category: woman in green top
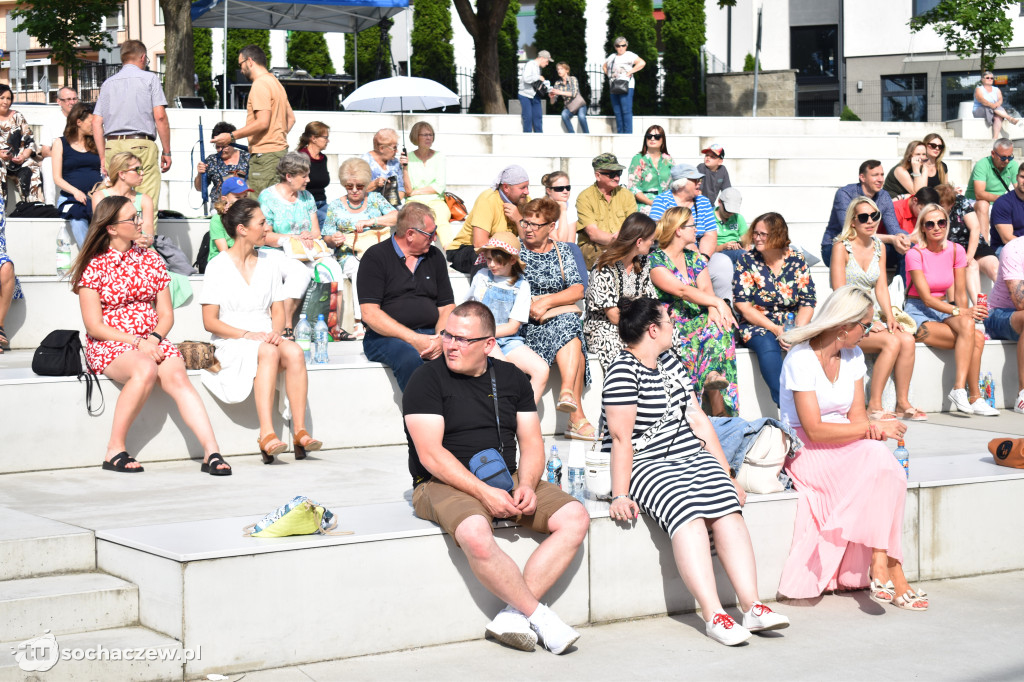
[627,125,672,211]
[206,176,254,265]
[713,187,749,264]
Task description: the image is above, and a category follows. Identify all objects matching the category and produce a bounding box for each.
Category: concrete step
[0,508,94,581]
[0,626,184,681]
[0,573,137,642]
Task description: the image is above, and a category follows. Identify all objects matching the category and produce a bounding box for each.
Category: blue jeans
[315,200,328,229]
[561,106,590,134]
[58,195,90,247]
[610,88,634,134]
[362,327,435,391]
[518,95,543,133]
[743,332,784,407]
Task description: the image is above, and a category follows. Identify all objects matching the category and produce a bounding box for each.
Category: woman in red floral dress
[70,196,228,474]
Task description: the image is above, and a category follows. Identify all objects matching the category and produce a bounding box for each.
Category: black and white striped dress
[601,350,741,537]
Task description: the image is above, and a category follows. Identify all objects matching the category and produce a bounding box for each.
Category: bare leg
[555,338,590,425]
[892,331,917,412]
[156,356,222,462]
[455,516,540,616]
[507,345,550,406]
[283,299,299,330]
[708,513,760,612]
[0,261,14,329]
[859,332,901,412]
[967,327,986,401]
[975,201,991,237]
[101,351,159,467]
[977,254,999,287]
[278,340,311,434]
[993,116,1003,139]
[254,342,282,442]
[965,259,981,306]
[522,502,589,599]
[671,519,725,618]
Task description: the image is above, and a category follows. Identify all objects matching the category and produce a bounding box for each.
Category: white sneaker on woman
[947,388,974,414]
[971,398,999,416]
[741,601,790,632]
[705,611,751,646]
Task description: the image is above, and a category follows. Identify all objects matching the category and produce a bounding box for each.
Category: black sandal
[0,325,8,351]
[335,328,358,341]
[102,451,144,473]
[201,452,232,476]
[282,327,295,341]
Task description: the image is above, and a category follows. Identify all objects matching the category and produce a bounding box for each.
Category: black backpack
[32,330,103,415]
[10,201,63,218]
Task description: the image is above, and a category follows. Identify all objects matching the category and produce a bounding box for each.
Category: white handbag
[735,425,789,494]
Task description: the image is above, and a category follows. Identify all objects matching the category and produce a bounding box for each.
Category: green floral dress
[649,248,739,415]
[627,153,673,203]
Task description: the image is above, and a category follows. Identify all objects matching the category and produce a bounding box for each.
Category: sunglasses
[646,133,663,140]
[927,142,944,151]
[924,219,948,229]
[998,155,1015,162]
[855,211,881,224]
[599,170,622,178]
[857,321,872,332]
[126,166,143,174]
[548,185,571,192]
[411,226,437,239]
[615,44,627,48]
[344,183,365,191]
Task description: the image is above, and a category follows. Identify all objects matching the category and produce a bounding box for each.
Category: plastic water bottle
[56,230,72,276]
[894,440,909,479]
[294,314,312,363]
[313,314,330,364]
[985,371,996,408]
[783,312,796,333]
[569,463,586,502]
[546,445,562,488]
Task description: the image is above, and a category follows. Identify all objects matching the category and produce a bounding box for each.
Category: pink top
[989,236,1024,309]
[905,242,966,298]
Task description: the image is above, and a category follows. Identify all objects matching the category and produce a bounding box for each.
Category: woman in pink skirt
[776,285,928,610]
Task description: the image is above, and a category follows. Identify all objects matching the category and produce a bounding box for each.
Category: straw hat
[475,231,525,266]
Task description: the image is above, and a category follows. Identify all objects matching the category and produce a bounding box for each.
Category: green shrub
[411,0,456,100]
[661,0,705,115]
[534,0,590,112]
[286,31,335,77]
[840,105,861,121]
[602,0,660,115]
[345,19,393,84]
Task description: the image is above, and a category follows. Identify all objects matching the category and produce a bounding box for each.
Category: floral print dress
[77,246,182,374]
[627,153,673,204]
[733,247,816,344]
[0,196,23,303]
[0,110,42,202]
[584,258,656,371]
[648,248,739,414]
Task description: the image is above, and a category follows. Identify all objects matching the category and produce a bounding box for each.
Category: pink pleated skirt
[777,427,907,599]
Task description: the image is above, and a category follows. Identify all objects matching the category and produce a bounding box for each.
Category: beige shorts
[412,474,575,542]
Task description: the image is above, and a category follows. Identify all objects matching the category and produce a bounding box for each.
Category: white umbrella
[342,76,460,148]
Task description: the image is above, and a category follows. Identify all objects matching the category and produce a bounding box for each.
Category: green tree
[469,0,519,114]
[743,53,758,71]
[226,29,271,66]
[344,20,393,83]
[11,0,122,86]
[454,0,513,114]
[534,0,589,112]
[909,0,1017,74]
[661,0,705,115]
[159,0,196,100]
[193,27,218,107]
[287,31,335,77]
[411,0,457,100]
[603,0,659,115]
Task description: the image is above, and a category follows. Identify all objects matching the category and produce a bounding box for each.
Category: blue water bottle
[546,445,562,488]
[783,312,796,333]
[313,314,330,364]
[894,439,909,479]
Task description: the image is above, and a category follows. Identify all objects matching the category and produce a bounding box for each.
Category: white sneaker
[1014,390,1024,415]
[741,601,790,632]
[705,611,751,646]
[528,603,580,654]
[485,606,537,652]
[971,398,999,416]
[947,388,974,414]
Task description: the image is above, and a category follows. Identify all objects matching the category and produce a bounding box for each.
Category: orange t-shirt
[247,72,291,153]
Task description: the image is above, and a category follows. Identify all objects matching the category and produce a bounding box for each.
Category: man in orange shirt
[211,45,295,196]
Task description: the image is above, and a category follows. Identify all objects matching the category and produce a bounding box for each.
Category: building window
[516,2,537,61]
[913,0,941,15]
[882,74,927,122]
[156,1,164,25]
[942,69,1024,120]
[790,25,838,83]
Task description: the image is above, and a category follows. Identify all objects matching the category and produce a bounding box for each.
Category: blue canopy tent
[190,0,409,105]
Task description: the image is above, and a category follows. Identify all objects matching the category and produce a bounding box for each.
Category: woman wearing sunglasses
[321,157,398,340]
[974,71,1019,140]
[777,285,926,612]
[626,125,672,212]
[921,133,948,187]
[904,204,997,416]
[830,197,923,421]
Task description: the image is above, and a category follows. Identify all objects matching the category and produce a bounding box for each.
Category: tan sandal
[258,432,287,464]
[293,429,322,460]
[556,392,578,413]
[565,418,597,441]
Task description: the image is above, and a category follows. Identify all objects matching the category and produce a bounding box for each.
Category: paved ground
[222,570,1024,682]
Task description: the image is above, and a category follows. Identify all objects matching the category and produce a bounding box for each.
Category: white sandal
[892,588,929,611]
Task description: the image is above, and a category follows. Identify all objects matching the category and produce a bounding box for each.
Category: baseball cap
[537,50,552,60]
[221,176,253,196]
[701,144,725,158]
[592,153,625,172]
[718,187,742,213]
[475,231,525,266]
[670,163,704,182]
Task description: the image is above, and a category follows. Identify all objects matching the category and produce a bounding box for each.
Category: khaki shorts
[248,149,287,196]
[412,474,575,543]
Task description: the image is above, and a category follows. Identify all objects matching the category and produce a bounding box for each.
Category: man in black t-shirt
[403,302,588,655]
[358,202,455,391]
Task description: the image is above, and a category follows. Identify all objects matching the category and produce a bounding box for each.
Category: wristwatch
[951,306,960,316]
[230,132,236,143]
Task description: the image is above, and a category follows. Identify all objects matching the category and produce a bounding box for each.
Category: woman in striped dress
[777,286,927,610]
[604,297,789,646]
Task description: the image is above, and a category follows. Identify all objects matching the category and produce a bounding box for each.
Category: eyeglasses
[857,321,873,332]
[924,219,948,230]
[855,211,881,224]
[344,183,365,191]
[58,96,79,103]
[927,142,944,151]
[377,144,399,151]
[998,154,1015,162]
[114,215,143,226]
[547,185,571,192]
[440,330,491,347]
[411,225,437,240]
[126,166,144,174]
[680,222,696,229]
[646,133,663,140]
[318,135,330,141]
[751,231,769,240]
[599,170,622,179]
[520,219,552,230]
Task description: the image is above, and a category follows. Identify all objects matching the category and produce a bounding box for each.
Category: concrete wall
[707,69,797,117]
[704,0,790,72]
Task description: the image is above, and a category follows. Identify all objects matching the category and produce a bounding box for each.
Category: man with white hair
[446,165,531,273]
[40,87,79,204]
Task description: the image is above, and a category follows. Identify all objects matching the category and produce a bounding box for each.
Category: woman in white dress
[200,197,323,464]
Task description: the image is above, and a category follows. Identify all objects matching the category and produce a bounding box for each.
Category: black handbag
[610,78,629,96]
[532,80,550,98]
[32,329,104,415]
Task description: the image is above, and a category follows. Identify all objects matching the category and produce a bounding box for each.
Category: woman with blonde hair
[90,151,154,249]
[974,70,1019,139]
[650,206,739,415]
[403,121,452,244]
[830,196,923,420]
[882,140,927,199]
[778,285,924,609]
[904,204,995,415]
